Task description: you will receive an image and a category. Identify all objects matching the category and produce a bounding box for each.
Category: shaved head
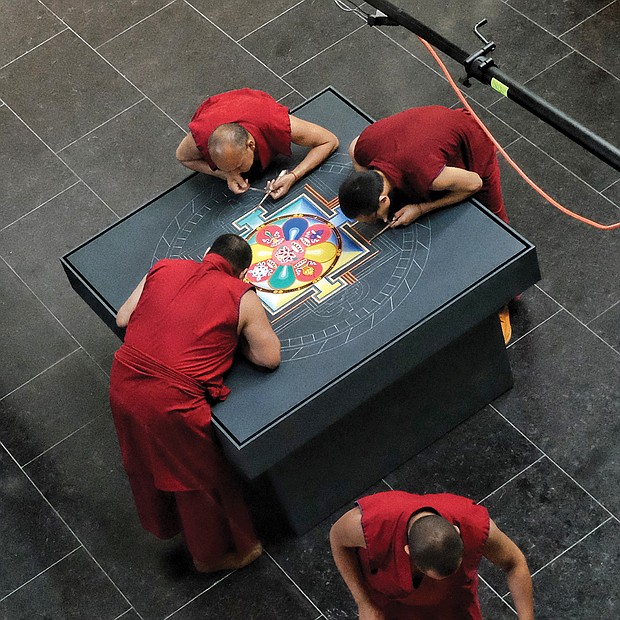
[208,123,254,172]
[207,234,252,275]
[209,124,249,155]
[408,515,464,577]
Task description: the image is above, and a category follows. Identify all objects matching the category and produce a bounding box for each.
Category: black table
[62,88,540,533]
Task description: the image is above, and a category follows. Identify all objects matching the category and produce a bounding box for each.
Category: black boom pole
[365,0,620,172]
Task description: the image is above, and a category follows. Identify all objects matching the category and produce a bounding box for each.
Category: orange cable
[418,36,620,231]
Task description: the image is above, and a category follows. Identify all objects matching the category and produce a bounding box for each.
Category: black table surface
[63,87,538,475]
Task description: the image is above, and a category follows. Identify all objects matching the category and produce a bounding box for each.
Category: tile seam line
[0,256,115,378]
[113,608,135,620]
[264,550,325,617]
[587,298,620,325]
[514,42,620,90]
[376,28,456,90]
[509,135,620,210]
[600,178,619,194]
[373,26,513,112]
[50,153,121,218]
[3,102,120,219]
[574,316,620,355]
[559,0,618,38]
[94,0,178,50]
[281,24,367,78]
[501,137,521,151]
[477,575,517,614]
[498,49,575,95]
[56,97,147,153]
[36,0,185,132]
[0,100,76,182]
[0,347,80,402]
[491,512,612,598]
[496,3,620,82]
[276,89,297,103]
[490,404,618,520]
[499,0,575,45]
[181,0,302,97]
[477,454,546,505]
[569,48,620,81]
[235,0,307,43]
[0,181,80,233]
[529,516,614,579]
[162,572,233,619]
[0,28,68,72]
[0,546,81,603]
[533,287,620,355]
[506,308,563,349]
[22,413,107,468]
[1,441,145,620]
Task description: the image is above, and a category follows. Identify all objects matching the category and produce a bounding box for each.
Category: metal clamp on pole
[367,10,399,27]
[460,20,496,87]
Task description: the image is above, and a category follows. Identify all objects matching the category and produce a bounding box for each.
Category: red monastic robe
[189,88,292,171]
[357,491,490,620]
[354,106,509,223]
[109,254,257,560]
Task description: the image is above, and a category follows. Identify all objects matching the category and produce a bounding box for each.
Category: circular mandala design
[244,213,342,294]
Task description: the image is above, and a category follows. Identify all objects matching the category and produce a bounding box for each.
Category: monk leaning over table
[109,234,280,573]
[176,88,339,198]
[338,106,513,343]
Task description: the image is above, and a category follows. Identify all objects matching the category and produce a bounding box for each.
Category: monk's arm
[269,117,339,199]
[116,276,147,328]
[391,166,483,226]
[483,519,534,620]
[330,508,386,620]
[348,136,368,172]
[175,133,228,179]
[238,290,281,369]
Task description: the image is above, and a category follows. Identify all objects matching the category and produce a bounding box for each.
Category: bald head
[408,514,464,577]
[208,123,252,169]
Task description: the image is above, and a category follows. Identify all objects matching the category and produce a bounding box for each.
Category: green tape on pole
[491,78,509,97]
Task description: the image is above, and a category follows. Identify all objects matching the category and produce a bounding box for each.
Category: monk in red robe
[110,234,280,573]
[338,106,513,343]
[176,88,339,198]
[338,106,508,226]
[330,491,534,620]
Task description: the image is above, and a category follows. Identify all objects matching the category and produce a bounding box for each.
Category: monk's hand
[392,204,423,227]
[227,173,250,195]
[268,172,296,200]
[357,600,386,620]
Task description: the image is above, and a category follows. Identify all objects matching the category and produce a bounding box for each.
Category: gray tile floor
[1,0,618,618]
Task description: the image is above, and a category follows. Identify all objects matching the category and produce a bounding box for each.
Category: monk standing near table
[110,234,280,573]
[330,491,534,619]
[176,88,339,198]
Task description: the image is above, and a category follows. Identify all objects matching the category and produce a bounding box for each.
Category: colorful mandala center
[245,214,342,293]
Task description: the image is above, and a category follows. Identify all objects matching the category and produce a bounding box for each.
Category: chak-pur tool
[256,169,288,208]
